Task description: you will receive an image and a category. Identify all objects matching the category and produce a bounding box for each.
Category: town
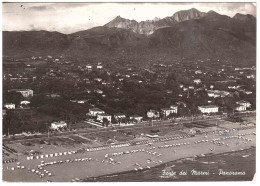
[2,28,257,183]
[3,55,256,135]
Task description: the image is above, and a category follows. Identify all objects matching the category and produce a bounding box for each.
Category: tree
[102,118,109,127]
[3,92,23,105]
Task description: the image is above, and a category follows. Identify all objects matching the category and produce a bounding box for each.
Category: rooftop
[198,105,218,108]
[130,115,142,118]
[161,108,175,111]
[89,108,104,112]
[8,89,33,92]
[98,113,111,117]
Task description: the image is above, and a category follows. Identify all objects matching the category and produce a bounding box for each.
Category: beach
[86,147,255,182]
[2,119,256,182]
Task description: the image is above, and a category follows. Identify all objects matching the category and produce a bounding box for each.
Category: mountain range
[3,8,256,62]
[104,8,206,35]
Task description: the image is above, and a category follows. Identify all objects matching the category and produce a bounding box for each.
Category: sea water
[85,148,255,182]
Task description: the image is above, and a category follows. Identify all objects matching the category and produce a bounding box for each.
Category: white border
[0,1,258,186]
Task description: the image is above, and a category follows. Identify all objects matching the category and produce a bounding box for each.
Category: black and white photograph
[1,1,257,182]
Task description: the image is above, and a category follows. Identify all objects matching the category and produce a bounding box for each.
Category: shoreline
[2,124,256,182]
[83,147,256,182]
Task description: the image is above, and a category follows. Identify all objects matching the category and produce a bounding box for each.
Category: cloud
[28,5,54,11]
[2,2,256,34]
[51,3,89,9]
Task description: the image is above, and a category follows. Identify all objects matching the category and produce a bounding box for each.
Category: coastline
[2,125,256,182]
[83,147,256,182]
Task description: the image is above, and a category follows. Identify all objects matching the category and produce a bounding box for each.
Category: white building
[51,121,67,130]
[86,65,92,69]
[8,89,33,97]
[207,90,231,98]
[4,103,15,109]
[161,108,176,116]
[89,108,105,116]
[235,105,246,111]
[147,110,159,118]
[194,79,201,84]
[20,101,30,105]
[97,65,103,69]
[94,78,102,82]
[114,113,126,120]
[195,70,202,74]
[170,105,178,113]
[97,113,112,123]
[198,105,219,114]
[236,101,251,108]
[130,115,143,122]
[95,89,103,94]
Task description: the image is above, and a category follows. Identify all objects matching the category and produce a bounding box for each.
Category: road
[3,112,255,144]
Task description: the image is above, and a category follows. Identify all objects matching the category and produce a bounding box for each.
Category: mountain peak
[172,8,205,22]
[233,13,256,23]
[207,10,219,15]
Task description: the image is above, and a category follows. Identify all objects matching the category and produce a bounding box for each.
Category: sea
[85,147,255,182]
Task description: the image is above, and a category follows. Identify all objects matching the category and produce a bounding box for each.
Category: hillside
[2,9,256,62]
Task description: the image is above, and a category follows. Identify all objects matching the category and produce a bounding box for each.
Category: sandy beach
[2,120,256,182]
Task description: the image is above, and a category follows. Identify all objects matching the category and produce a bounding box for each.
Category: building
[86,65,92,69]
[170,105,178,113]
[4,103,15,109]
[194,79,201,84]
[114,113,126,120]
[130,115,143,122]
[176,101,187,107]
[20,101,30,105]
[89,108,105,116]
[51,121,67,130]
[97,113,112,123]
[147,110,159,118]
[94,89,103,94]
[235,105,246,111]
[8,89,33,97]
[94,78,102,82]
[161,108,176,116]
[207,90,231,98]
[97,65,103,69]
[198,105,219,114]
[246,75,254,79]
[236,101,251,108]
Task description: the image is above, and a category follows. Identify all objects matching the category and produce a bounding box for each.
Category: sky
[2,2,257,34]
